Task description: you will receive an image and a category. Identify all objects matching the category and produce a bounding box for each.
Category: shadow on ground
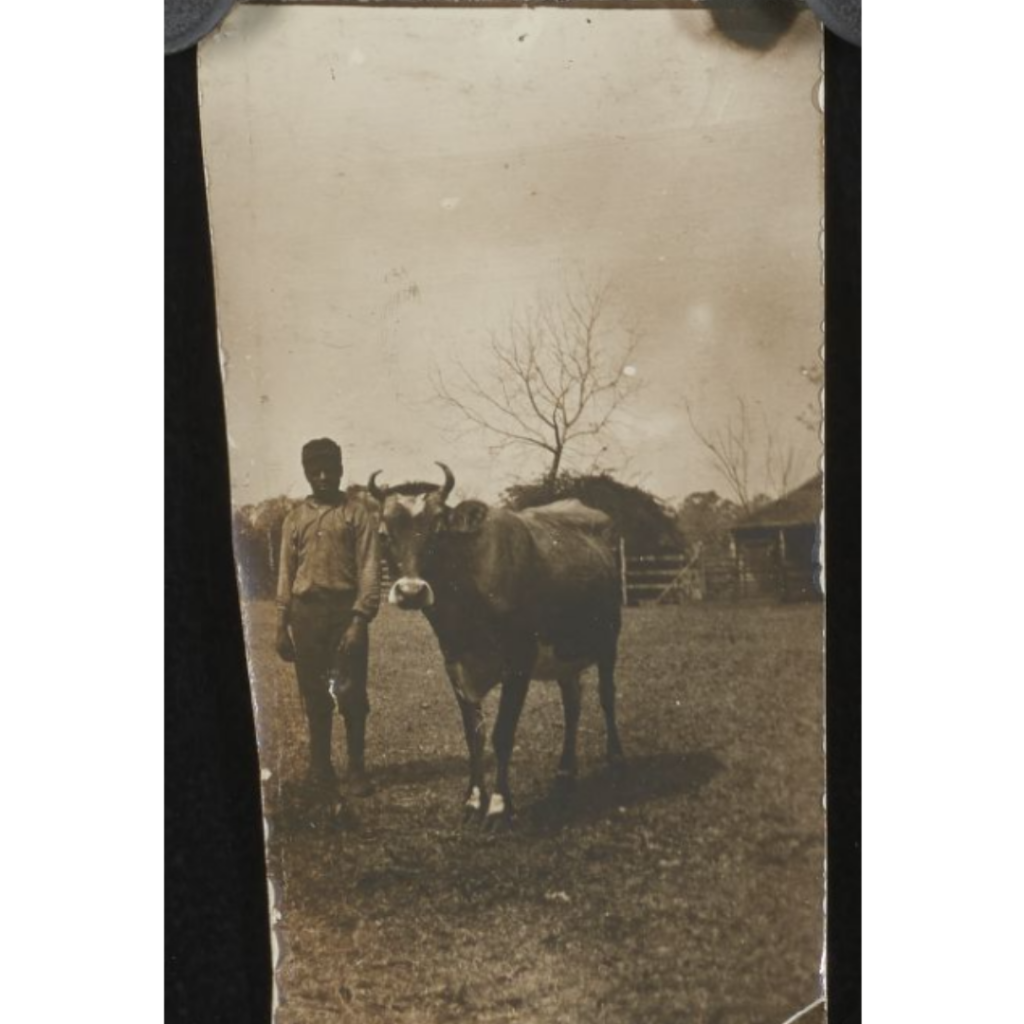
[372,755,468,787]
[269,749,725,838]
[526,750,726,833]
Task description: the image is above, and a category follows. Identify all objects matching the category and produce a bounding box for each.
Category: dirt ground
[244,600,825,1024]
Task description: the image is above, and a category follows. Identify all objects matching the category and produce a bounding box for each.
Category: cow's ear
[446,500,489,534]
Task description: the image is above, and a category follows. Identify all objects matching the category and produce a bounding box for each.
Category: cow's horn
[436,462,456,502]
[368,471,386,502]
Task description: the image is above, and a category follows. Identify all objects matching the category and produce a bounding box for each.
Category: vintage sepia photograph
[199,3,825,1022]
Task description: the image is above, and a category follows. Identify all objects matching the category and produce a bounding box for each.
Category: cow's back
[432,500,620,691]
[518,500,619,607]
[521,499,614,538]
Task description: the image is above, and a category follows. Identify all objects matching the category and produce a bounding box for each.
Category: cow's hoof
[345,773,375,799]
[462,785,487,825]
[483,811,513,834]
[552,771,577,798]
[482,793,514,833]
[306,766,340,795]
[325,798,358,830]
[462,806,482,827]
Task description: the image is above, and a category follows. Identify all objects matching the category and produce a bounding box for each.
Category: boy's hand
[275,624,296,662]
[337,616,368,657]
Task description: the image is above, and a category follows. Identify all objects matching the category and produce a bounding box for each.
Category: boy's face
[304,457,343,499]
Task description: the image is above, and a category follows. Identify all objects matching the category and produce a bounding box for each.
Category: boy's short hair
[301,438,342,466]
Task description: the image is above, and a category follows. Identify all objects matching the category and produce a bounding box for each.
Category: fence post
[619,537,628,607]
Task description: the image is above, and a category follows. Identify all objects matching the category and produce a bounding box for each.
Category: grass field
[244,599,825,1024]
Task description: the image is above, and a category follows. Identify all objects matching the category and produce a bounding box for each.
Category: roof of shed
[733,473,823,530]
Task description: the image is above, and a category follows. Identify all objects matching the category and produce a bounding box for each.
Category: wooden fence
[379,550,815,607]
[620,544,818,605]
[622,551,698,605]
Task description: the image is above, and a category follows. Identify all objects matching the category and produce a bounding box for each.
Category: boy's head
[302,438,343,499]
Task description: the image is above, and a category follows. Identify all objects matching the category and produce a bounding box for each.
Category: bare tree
[686,397,806,512]
[764,415,798,497]
[433,278,641,484]
[685,397,757,511]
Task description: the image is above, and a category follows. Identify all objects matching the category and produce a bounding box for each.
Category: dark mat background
[166,0,236,53]
[165,31,860,1024]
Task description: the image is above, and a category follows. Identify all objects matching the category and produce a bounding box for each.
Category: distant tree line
[233,474,753,600]
[232,495,297,600]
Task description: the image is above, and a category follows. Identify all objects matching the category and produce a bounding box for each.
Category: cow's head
[368,462,488,610]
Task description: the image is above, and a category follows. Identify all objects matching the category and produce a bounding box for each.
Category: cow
[368,462,625,829]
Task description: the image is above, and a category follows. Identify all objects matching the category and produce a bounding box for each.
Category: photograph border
[166,14,859,1024]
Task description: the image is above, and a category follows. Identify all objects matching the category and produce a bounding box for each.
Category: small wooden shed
[731,474,823,601]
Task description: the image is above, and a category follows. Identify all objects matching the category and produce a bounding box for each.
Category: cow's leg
[554,673,582,794]
[598,646,625,771]
[485,671,530,831]
[445,663,487,821]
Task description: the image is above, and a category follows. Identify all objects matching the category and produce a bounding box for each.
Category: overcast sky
[200,4,822,507]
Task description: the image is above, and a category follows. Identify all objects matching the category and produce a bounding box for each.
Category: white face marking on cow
[396,493,427,517]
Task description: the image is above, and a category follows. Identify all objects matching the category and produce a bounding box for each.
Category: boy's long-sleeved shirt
[276,495,381,621]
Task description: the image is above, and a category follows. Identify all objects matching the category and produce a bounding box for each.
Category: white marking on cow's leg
[462,783,486,825]
[486,792,506,819]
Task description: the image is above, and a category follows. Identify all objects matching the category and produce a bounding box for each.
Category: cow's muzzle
[388,576,435,610]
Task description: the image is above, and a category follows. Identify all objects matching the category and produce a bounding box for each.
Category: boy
[275,438,381,796]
